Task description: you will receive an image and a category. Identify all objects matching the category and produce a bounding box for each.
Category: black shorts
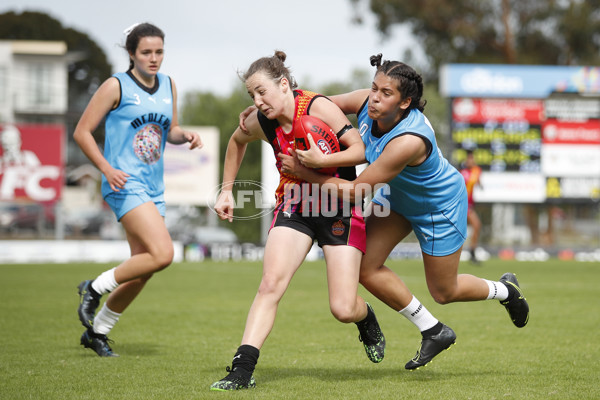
[270,206,366,253]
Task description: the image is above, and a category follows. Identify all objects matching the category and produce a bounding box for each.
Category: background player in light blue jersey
[280,54,529,370]
[73,23,202,357]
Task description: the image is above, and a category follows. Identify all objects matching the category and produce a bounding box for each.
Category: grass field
[0,258,598,400]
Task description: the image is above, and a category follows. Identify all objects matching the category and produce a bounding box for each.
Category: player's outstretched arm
[215,110,264,222]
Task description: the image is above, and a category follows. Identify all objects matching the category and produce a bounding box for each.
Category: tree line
[3,3,597,242]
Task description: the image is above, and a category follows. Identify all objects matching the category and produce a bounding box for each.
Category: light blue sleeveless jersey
[358,104,465,216]
[101,72,173,198]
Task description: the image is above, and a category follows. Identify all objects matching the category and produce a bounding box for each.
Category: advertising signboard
[0,124,64,202]
[163,126,219,206]
[443,64,600,204]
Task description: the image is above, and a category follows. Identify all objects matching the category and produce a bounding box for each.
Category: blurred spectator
[460,150,483,264]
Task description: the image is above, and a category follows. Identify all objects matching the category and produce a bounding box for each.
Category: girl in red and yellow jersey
[210,51,384,391]
[460,149,483,263]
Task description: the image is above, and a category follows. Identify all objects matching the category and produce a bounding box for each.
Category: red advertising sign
[542,118,600,144]
[0,124,64,202]
[452,98,545,124]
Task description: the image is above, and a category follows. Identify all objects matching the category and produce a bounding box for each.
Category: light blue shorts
[104,191,166,221]
[372,191,467,256]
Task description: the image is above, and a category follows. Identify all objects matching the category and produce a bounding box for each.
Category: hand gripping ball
[293,115,340,175]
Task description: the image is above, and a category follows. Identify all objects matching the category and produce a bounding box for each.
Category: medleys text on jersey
[130,113,170,130]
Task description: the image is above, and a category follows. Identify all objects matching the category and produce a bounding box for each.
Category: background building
[0,40,69,238]
[0,40,68,124]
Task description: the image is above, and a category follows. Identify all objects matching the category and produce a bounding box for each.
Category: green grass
[0,258,598,399]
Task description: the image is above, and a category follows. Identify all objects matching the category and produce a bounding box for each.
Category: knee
[358,265,377,287]
[430,290,454,305]
[329,301,357,324]
[256,275,285,298]
[153,246,174,272]
[359,264,387,293]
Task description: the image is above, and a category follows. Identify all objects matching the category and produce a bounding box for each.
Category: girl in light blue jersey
[281,54,529,370]
[73,23,202,357]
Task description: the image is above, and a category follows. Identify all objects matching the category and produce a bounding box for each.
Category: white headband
[123,23,141,36]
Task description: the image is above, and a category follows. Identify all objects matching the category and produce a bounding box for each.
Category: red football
[293,115,340,175]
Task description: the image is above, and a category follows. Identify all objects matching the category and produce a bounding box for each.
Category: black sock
[422,321,443,337]
[232,344,260,375]
[356,304,374,328]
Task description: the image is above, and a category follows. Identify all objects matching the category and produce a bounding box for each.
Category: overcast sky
[1,0,417,97]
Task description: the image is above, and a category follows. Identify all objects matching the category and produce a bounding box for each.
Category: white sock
[484,279,509,300]
[91,267,118,295]
[399,296,439,332]
[93,303,121,335]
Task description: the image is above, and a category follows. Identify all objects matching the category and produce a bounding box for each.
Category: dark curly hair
[370,53,426,112]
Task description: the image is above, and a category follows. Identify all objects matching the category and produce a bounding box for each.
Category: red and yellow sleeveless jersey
[259,90,318,212]
[460,165,481,205]
[257,89,351,214]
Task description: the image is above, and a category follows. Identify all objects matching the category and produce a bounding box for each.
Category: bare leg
[79,202,173,356]
[467,208,482,260]
[106,202,173,313]
[467,209,481,250]
[113,202,174,283]
[422,248,490,304]
[359,204,414,310]
[240,227,313,349]
[323,244,366,323]
[105,276,152,314]
[324,242,386,363]
[210,227,312,390]
[361,204,455,369]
